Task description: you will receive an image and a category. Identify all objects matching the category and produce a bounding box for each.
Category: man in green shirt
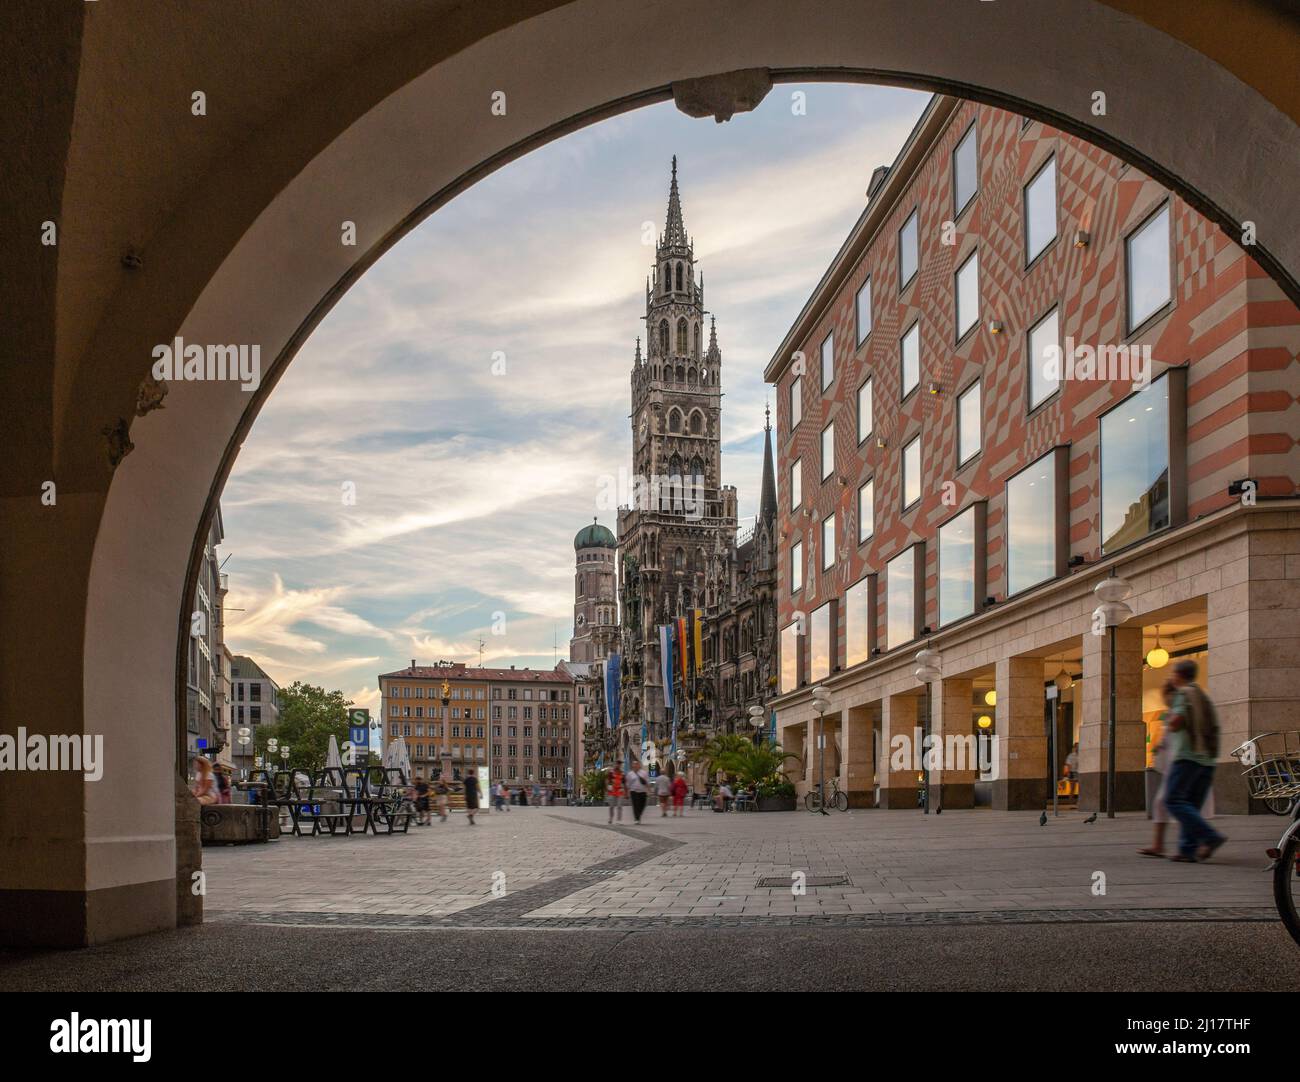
[1163,659,1227,862]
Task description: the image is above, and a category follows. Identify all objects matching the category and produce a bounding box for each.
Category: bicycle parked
[804,776,849,813]
[1229,731,1300,947]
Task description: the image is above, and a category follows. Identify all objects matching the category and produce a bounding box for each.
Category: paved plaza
[201,806,1285,927]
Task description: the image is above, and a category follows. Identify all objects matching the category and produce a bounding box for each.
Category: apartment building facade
[766,96,1300,813]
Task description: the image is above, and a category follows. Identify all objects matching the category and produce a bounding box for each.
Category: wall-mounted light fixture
[876,436,887,450]
[1074,229,1090,249]
[927,381,941,395]
[1068,554,1089,568]
[988,320,1004,335]
[1227,479,1256,497]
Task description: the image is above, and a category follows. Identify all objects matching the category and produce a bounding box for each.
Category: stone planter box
[755,795,796,812]
[200,803,279,845]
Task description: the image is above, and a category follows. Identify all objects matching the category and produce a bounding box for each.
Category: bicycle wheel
[832,791,849,812]
[804,791,821,812]
[1264,795,1297,816]
[1273,825,1300,948]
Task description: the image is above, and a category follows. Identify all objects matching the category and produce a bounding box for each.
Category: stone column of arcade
[839,703,876,807]
[1080,626,1145,812]
[932,677,977,809]
[878,692,920,808]
[991,657,1048,810]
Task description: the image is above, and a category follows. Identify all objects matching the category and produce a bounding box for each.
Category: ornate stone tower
[617,157,738,752]
[569,519,618,663]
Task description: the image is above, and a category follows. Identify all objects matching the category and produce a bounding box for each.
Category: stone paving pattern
[203,806,1285,928]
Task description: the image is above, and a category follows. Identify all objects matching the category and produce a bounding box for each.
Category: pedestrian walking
[606,764,626,822]
[626,759,650,823]
[1064,743,1080,801]
[1164,659,1226,862]
[519,786,529,807]
[434,774,450,822]
[1139,679,1177,856]
[190,756,219,806]
[414,776,432,826]
[671,772,687,817]
[492,780,505,812]
[464,771,480,825]
[655,770,672,816]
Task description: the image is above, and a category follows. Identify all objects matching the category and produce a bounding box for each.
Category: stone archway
[5,0,1300,946]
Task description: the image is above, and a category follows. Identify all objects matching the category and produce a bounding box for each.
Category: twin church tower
[569,158,777,757]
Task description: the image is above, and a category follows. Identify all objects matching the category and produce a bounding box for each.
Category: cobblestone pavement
[203,805,1286,929]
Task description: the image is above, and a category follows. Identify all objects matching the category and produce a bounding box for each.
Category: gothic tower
[617,158,738,749]
[569,519,618,664]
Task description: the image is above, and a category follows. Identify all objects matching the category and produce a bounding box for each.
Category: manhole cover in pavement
[755,875,850,888]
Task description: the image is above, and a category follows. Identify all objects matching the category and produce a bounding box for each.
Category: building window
[957,380,981,466]
[790,374,802,430]
[953,121,978,217]
[845,575,872,668]
[780,622,800,694]
[898,208,919,289]
[900,322,920,398]
[809,602,832,682]
[790,537,804,594]
[821,422,834,481]
[1024,154,1057,264]
[822,513,835,571]
[1126,202,1172,331]
[1027,306,1060,410]
[820,331,834,391]
[955,249,979,340]
[1100,375,1171,553]
[857,378,873,444]
[938,506,978,625]
[902,434,921,509]
[858,479,874,543]
[1006,451,1058,595]
[790,458,802,511]
[886,546,917,649]
[855,276,872,345]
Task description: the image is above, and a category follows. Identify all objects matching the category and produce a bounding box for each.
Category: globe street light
[1093,572,1133,819]
[810,685,832,816]
[914,646,943,814]
[747,703,766,747]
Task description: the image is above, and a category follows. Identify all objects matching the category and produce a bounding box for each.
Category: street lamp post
[810,685,831,816]
[914,646,943,815]
[747,703,765,747]
[1093,573,1133,819]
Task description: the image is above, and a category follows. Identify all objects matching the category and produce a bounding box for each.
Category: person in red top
[605,765,626,823]
[670,773,688,817]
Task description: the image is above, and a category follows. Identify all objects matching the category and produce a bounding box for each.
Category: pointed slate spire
[662,155,688,248]
[759,402,777,525]
[634,336,642,365]
[705,314,720,362]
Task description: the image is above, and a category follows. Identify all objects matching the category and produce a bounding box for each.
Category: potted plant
[712,741,798,811]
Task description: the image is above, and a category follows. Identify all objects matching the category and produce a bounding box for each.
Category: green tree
[255,682,352,774]
[694,732,753,779]
[714,741,797,791]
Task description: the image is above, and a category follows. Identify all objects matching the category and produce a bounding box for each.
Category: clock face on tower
[575,613,587,628]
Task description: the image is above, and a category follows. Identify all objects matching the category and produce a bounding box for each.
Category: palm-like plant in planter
[697,732,753,777]
[714,741,798,796]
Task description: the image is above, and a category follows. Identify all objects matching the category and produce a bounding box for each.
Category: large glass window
[886,547,916,649]
[822,512,835,570]
[955,249,979,340]
[790,374,802,429]
[857,378,873,444]
[809,602,832,682]
[957,380,981,465]
[1100,376,1170,552]
[1027,307,1060,410]
[1126,203,1171,331]
[902,434,921,508]
[855,276,872,344]
[789,457,802,510]
[900,322,920,398]
[820,331,834,391]
[844,576,872,668]
[898,208,919,288]
[790,539,803,593]
[1024,155,1057,263]
[858,478,874,543]
[780,623,800,694]
[938,506,977,625]
[821,422,834,480]
[953,123,978,217]
[1006,452,1057,595]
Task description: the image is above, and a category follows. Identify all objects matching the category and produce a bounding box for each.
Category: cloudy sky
[221,83,930,716]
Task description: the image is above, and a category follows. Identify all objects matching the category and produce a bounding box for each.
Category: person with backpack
[1163,659,1227,863]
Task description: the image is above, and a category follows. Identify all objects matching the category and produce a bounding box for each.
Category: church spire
[662,155,688,249]
[759,402,777,525]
